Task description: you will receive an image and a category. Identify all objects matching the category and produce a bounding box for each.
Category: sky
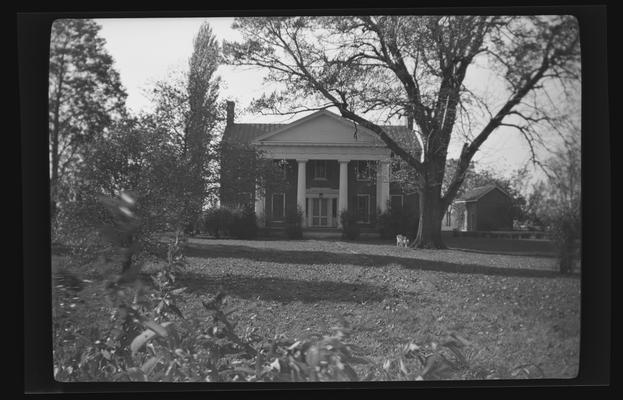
[95,17,577,184]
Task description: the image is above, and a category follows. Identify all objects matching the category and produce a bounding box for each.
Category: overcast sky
[95,17,576,182]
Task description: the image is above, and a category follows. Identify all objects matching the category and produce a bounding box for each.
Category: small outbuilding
[443,184,514,231]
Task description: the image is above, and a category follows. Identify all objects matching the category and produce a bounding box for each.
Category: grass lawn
[53,237,580,381]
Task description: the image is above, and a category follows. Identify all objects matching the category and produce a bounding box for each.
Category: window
[446,210,452,226]
[273,159,289,179]
[356,161,374,180]
[356,194,370,223]
[271,193,285,220]
[390,195,403,212]
[313,160,327,179]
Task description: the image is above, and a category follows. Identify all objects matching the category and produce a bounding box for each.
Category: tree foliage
[54,21,222,251]
[183,23,222,229]
[224,15,580,248]
[527,137,581,273]
[49,19,127,218]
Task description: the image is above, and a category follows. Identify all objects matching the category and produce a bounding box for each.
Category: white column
[377,160,390,213]
[338,160,349,228]
[297,159,307,227]
[254,183,265,228]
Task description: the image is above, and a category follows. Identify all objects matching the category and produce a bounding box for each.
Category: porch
[251,111,394,229]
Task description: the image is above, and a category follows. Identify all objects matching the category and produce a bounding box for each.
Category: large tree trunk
[413,180,446,249]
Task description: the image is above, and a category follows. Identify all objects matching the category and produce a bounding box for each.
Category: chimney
[407,117,413,130]
[226,101,235,126]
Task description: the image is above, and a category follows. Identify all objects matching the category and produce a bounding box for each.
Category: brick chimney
[226,101,235,126]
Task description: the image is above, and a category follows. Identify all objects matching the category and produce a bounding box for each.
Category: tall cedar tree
[49,19,127,218]
[183,22,221,231]
[224,16,580,248]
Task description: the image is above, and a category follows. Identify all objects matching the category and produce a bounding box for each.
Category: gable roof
[252,109,382,143]
[222,117,415,147]
[456,184,511,202]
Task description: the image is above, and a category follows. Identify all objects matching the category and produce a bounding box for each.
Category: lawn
[52,237,580,381]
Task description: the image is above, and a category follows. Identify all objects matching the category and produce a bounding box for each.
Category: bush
[549,211,581,274]
[285,206,304,239]
[202,205,257,239]
[340,210,360,240]
[230,205,258,239]
[377,207,419,240]
[202,207,234,238]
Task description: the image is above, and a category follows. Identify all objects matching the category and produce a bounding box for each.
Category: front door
[311,198,329,227]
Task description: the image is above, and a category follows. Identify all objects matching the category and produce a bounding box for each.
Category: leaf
[450,332,473,347]
[399,358,409,376]
[126,367,146,382]
[141,356,161,375]
[305,345,322,367]
[130,322,173,356]
[269,358,281,372]
[101,349,111,360]
[142,320,169,338]
[342,364,359,381]
[170,287,187,295]
[131,330,157,356]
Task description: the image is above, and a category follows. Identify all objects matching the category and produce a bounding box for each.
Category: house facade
[443,184,514,231]
[220,102,419,231]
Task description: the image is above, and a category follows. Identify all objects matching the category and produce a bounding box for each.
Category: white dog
[396,234,409,247]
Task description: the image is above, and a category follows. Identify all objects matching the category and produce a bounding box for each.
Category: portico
[251,110,392,228]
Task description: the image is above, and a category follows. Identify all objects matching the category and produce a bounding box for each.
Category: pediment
[253,110,383,145]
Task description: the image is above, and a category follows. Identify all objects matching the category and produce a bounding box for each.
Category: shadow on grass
[174,273,387,304]
[183,242,578,279]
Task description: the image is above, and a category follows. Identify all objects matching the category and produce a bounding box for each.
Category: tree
[532,137,581,273]
[142,22,221,234]
[224,16,580,248]
[49,19,127,219]
[183,22,221,231]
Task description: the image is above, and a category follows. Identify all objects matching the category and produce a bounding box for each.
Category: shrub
[202,207,234,238]
[285,206,303,239]
[548,210,581,274]
[377,207,419,240]
[340,210,360,240]
[230,205,258,239]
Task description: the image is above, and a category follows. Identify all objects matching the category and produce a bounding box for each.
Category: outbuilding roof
[456,184,511,202]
